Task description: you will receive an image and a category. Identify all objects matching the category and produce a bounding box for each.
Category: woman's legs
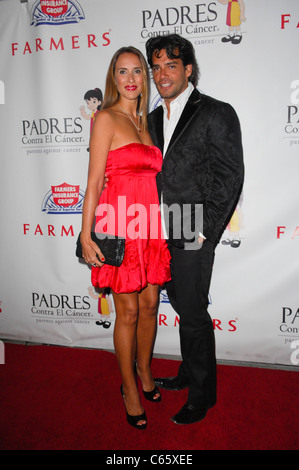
[112,291,145,423]
[113,284,160,413]
[112,284,160,424]
[136,284,160,397]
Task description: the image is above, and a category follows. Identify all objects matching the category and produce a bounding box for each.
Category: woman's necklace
[118,106,141,133]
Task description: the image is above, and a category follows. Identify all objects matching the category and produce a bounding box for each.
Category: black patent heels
[120,385,147,430]
[143,385,161,402]
[135,363,161,402]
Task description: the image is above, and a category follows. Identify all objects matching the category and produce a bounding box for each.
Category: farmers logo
[42,182,85,214]
[31,0,85,27]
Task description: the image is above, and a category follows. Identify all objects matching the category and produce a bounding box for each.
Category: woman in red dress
[80,47,171,430]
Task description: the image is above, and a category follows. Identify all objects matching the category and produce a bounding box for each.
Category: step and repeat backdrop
[0,0,298,366]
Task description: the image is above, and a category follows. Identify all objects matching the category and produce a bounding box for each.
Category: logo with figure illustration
[88,286,114,329]
[217,0,246,44]
[80,87,103,151]
[221,191,244,248]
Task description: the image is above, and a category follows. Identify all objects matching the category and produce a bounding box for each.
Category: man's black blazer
[148,88,244,246]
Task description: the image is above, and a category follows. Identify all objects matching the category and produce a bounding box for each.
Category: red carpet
[0,343,298,451]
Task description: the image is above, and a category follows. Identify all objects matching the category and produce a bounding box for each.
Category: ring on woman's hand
[92,263,97,267]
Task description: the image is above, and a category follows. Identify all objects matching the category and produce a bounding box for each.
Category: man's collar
[162,81,195,113]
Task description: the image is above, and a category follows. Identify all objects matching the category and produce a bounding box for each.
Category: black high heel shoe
[120,385,147,430]
[135,362,161,403]
[143,385,161,402]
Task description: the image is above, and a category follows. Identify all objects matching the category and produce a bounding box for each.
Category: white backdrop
[0,0,299,366]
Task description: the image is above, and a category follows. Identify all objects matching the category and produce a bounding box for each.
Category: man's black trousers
[166,240,217,409]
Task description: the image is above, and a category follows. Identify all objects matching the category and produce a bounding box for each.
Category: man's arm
[202,103,244,243]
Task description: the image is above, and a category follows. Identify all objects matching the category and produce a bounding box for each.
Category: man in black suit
[146,34,244,425]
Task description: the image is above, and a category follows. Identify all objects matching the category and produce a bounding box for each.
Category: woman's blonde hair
[102,46,149,132]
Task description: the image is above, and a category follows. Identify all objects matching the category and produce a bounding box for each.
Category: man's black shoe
[154,376,188,391]
[171,402,208,425]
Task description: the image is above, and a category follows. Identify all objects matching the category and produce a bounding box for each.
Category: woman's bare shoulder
[91,108,117,140]
[94,108,116,125]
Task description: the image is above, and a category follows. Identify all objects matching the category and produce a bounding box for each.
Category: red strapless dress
[91,143,171,293]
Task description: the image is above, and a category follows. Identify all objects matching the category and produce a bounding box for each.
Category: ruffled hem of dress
[91,239,171,294]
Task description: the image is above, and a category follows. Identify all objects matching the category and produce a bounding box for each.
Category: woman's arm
[80,110,114,266]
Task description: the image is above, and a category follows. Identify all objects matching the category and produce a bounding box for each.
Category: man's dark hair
[146,34,200,87]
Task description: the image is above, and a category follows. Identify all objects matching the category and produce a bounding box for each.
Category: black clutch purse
[76,232,125,267]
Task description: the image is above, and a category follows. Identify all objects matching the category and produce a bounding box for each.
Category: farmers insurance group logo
[41,182,85,214]
[31,0,85,27]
